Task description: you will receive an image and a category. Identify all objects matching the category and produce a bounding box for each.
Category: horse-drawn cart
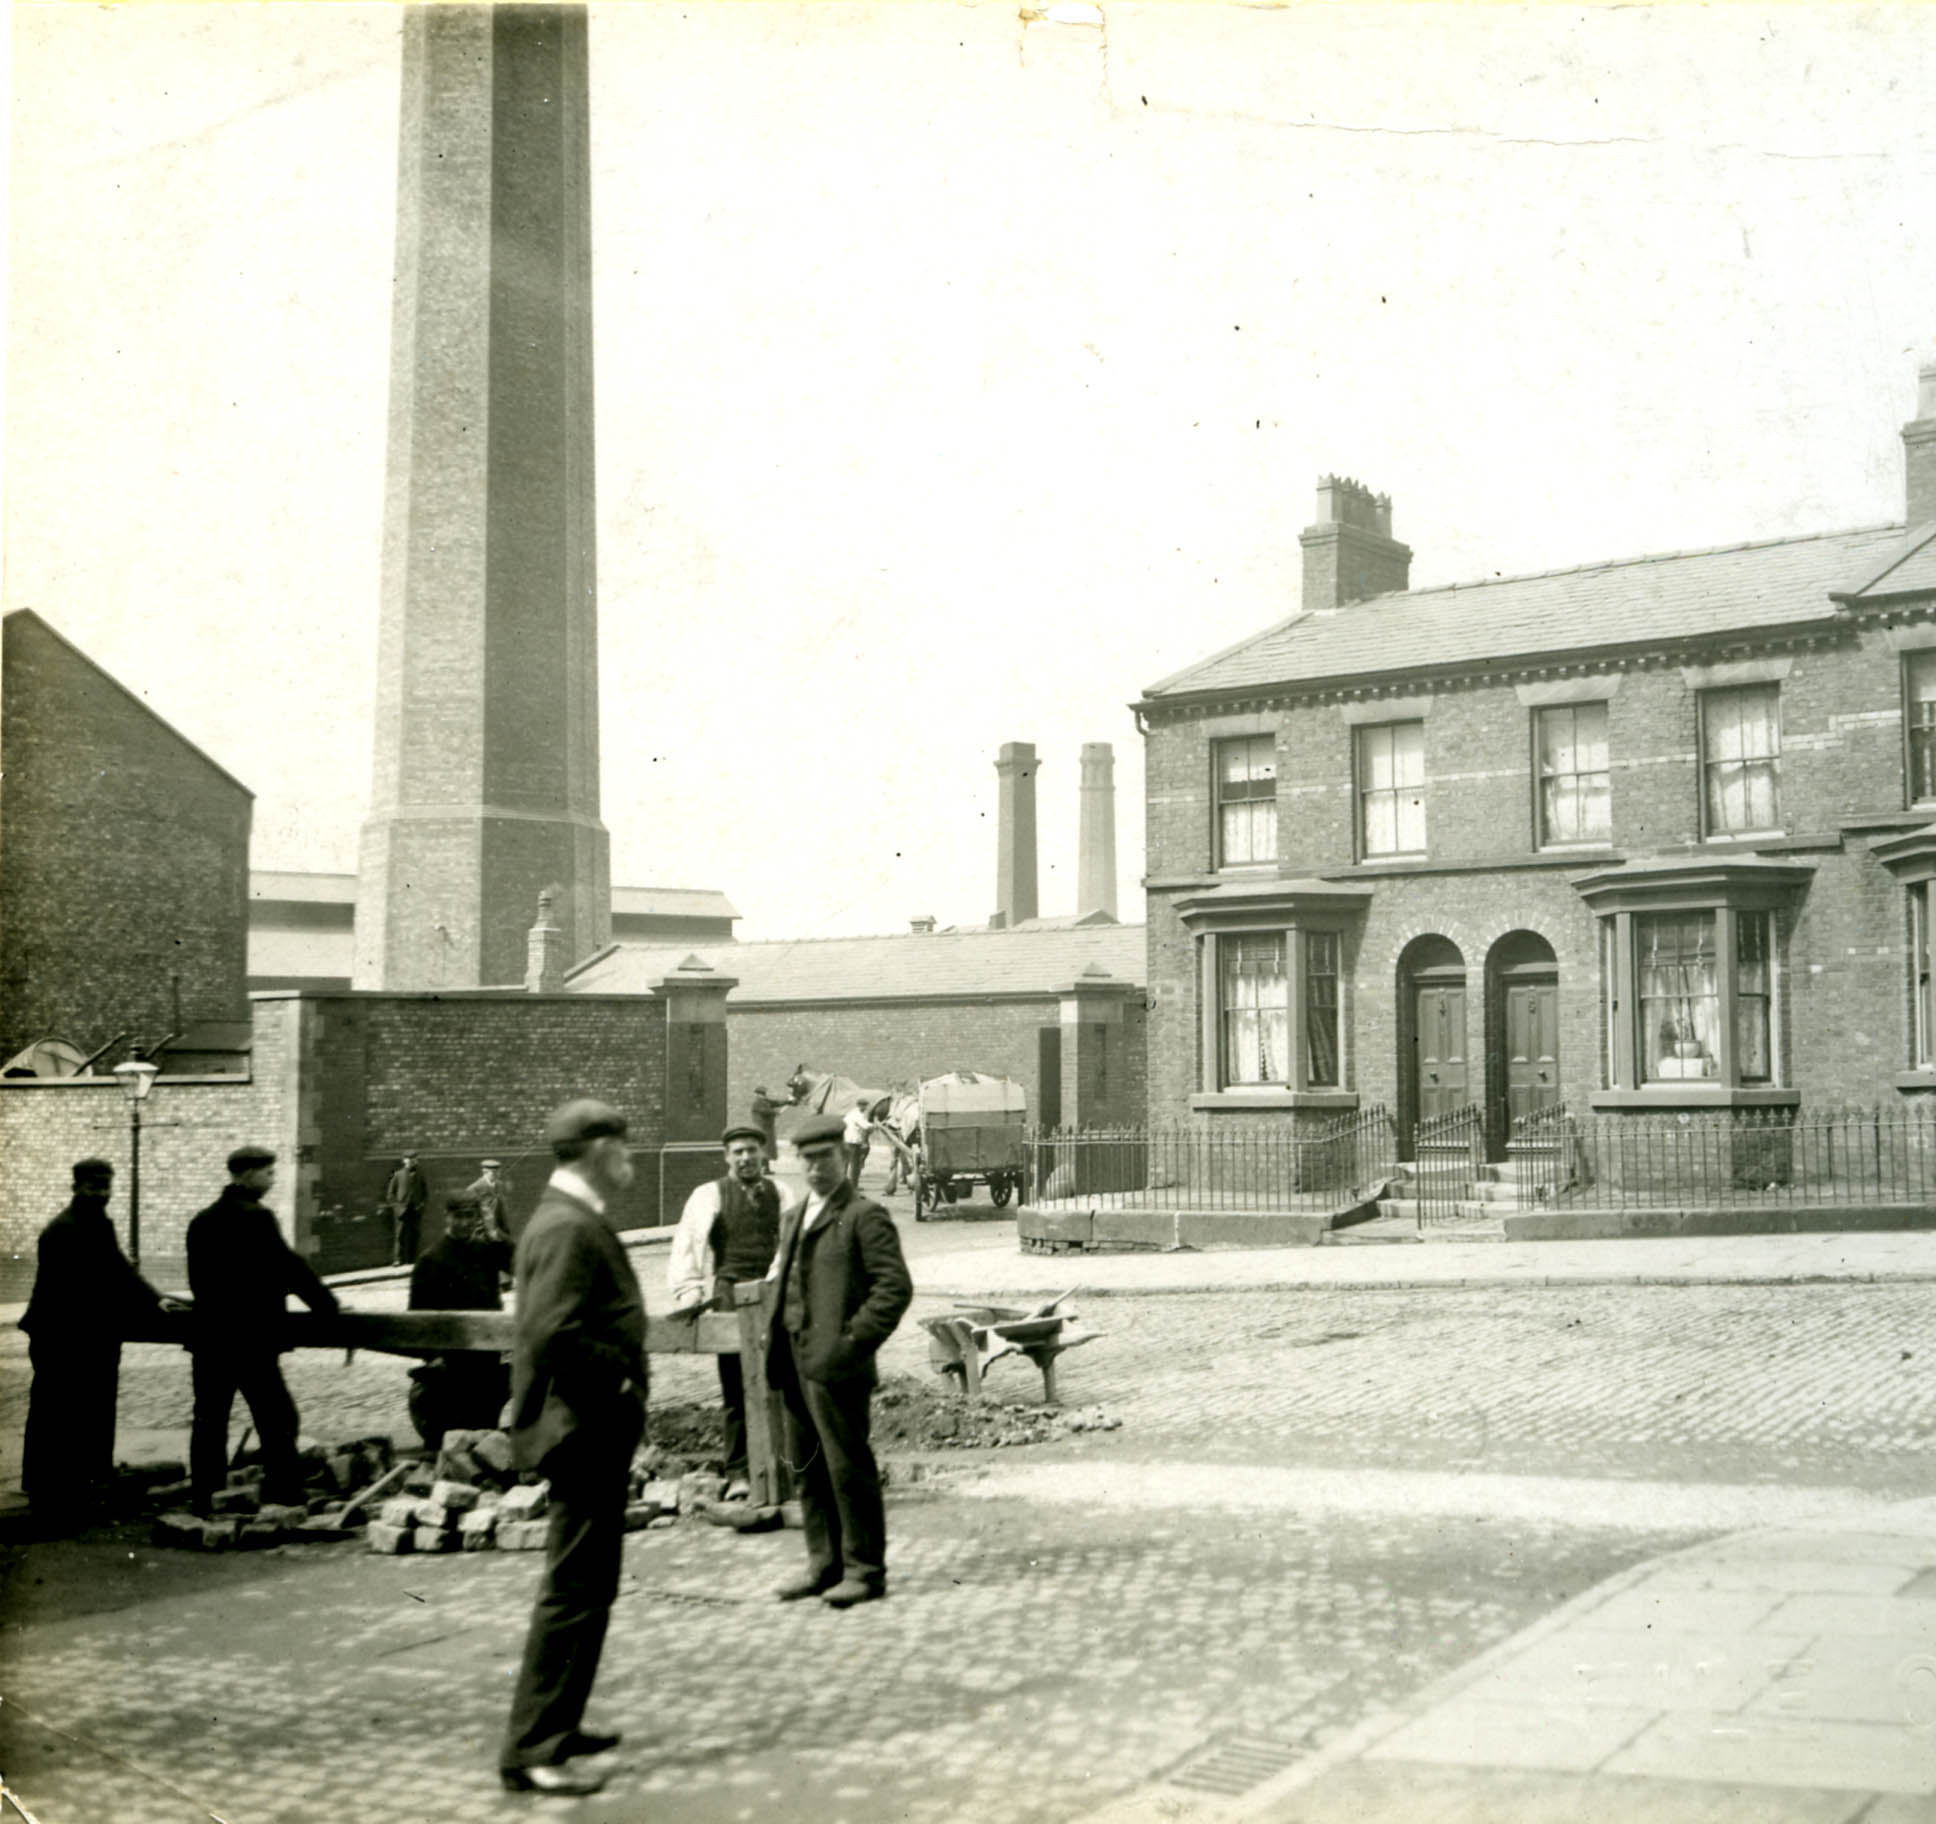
[912,1072,1028,1217]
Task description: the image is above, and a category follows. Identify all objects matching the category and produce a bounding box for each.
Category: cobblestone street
[8,1229,1936,1822]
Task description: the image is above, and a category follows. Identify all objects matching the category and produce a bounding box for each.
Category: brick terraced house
[1137,365,1936,1161]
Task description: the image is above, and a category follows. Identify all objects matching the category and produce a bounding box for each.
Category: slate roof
[611,885,741,921]
[565,922,1147,1001]
[1143,524,1912,704]
[1832,522,1936,605]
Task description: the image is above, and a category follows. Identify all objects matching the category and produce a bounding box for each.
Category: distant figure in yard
[186,1145,339,1513]
[466,1158,515,1247]
[385,1151,429,1266]
[18,1158,177,1524]
[750,1086,785,1164]
[407,1192,513,1445]
[843,1097,874,1191]
[669,1125,783,1498]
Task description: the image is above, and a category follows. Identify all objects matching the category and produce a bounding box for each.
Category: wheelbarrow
[920,1291,1101,1403]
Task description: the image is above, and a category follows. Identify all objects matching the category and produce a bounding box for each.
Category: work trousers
[775,1338,885,1588]
[392,1208,423,1266]
[190,1347,303,1507]
[23,1339,121,1510]
[717,1351,749,1477]
[845,1143,869,1191]
[501,1415,641,1770]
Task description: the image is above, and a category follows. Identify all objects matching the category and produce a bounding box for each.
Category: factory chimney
[1077,743,1118,921]
[992,742,1040,930]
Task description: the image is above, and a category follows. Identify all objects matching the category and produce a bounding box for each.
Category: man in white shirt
[842,1098,874,1191]
[668,1126,782,1497]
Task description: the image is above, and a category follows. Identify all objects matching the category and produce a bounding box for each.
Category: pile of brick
[147,1435,397,1552]
[363,1430,750,1556]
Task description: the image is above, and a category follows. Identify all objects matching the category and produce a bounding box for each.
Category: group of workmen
[17,1098,914,1801]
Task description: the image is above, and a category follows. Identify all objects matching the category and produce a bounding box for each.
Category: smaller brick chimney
[909,915,937,934]
[1299,475,1412,610]
[1905,362,1936,528]
[525,890,565,993]
[1076,742,1118,921]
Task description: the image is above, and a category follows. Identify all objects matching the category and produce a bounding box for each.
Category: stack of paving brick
[361,1430,707,1555]
[148,1435,396,1552]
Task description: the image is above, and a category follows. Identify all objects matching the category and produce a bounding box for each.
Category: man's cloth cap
[545,1098,629,1146]
[793,1114,846,1150]
[72,1156,114,1183]
[228,1144,276,1173]
[721,1124,767,1148]
[481,1159,501,1169]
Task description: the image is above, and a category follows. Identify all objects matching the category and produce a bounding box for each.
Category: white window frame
[1700,683,1782,839]
[1534,701,1612,848]
[1356,720,1426,858]
[1214,734,1278,870]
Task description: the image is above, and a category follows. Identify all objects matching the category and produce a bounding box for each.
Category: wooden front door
[1505,980,1559,1129]
[1414,983,1468,1121]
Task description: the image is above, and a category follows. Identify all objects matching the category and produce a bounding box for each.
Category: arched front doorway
[1485,930,1559,1158]
[1397,935,1468,1157]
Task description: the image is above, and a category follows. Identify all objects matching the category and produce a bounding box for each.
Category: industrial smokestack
[1077,743,1118,920]
[992,742,1040,930]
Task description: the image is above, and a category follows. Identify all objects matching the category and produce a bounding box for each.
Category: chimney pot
[1299,474,1412,610]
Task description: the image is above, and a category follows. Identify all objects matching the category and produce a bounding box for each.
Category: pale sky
[6,3,1936,941]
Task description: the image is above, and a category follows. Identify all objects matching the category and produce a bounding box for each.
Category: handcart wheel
[914,1172,930,1220]
[990,1176,1013,1209]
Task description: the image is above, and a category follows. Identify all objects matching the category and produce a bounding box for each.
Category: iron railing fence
[1029,1106,1398,1212]
[1506,1103,1936,1211]
[1414,1103,1486,1226]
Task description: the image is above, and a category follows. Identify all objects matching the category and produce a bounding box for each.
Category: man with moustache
[669,1125,783,1500]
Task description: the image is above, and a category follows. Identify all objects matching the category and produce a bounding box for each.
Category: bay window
[1177,878,1371,1109]
[1576,856,1808,1107]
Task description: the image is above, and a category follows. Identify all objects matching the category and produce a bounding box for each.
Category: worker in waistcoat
[669,1125,783,1498]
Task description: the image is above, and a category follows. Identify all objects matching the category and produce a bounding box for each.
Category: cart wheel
[990,1176,1013,1209]
[914,1172,930,1220]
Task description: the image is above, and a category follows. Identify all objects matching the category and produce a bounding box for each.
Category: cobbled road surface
[5,1243,1936,1824]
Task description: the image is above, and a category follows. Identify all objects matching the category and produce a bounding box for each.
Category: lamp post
[112,1057,159,1265]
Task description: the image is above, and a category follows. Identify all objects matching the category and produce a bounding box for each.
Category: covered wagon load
[913,1071,1028,1217]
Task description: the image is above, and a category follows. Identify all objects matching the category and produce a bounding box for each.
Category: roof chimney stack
[1077,742,1118,921]
[1905,362,1936,528]
[992,742,1040,931]
[909,914,937,934]
[1299,475,1412,611]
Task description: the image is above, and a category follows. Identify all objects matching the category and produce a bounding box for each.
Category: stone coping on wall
[1018,1201,1369,1252]
[1503,1202,1936,1242]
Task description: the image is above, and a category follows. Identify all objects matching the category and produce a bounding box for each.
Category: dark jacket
[770,1181,913,1384]
[19,1194,166,1342]
[386,1162,429,1217]
[186,1184,338,1353]
[410,1235,511,1313]
[507,1181,647,1474]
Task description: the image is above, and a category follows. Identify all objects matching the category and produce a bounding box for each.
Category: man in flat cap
[186,1145,339,1514]
[385,1151,429,1267]
[669,1124,783,1498]
[407,1192,514,1447]
[466,1158,515,1249]
[500,1099,646,1798]
[768,1113,913,1609]
[19,1158,177,1525]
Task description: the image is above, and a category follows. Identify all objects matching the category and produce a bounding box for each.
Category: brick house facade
[0,609,252,1067]
[1138,367,1936,1155]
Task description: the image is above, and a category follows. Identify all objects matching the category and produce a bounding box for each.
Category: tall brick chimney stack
[992,742,1040,931]
[1905,363,1936,528]
[1077,742,1118,921]
[1299,475,1412,611]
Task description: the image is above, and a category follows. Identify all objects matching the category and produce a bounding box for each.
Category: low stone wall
[1503,1202,1936,1242]
[1018,1201,1348,1252]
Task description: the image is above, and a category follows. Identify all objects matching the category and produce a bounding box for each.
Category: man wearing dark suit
[385,1153,429,1266]
[186,1145,339,1512]
[19,1158,174,1524]
[769,1113,913,1609]
[499,1100,646,1799]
